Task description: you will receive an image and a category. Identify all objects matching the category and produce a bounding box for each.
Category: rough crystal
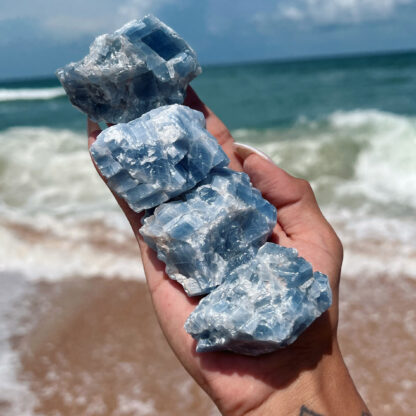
[90,104,229,212]
[184,243,332,355]
[56,15,202,123]
[140,168,277,296]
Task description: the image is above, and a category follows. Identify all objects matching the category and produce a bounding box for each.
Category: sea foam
[237,109,416,212]
[0,87,65,102]
[0,110,415,282]
[235,109,416,279]
[0,127,144,282]
[0,273,37,416]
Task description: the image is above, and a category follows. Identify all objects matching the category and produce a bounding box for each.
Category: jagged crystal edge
[56,15,202,123]
[140,168,277,296]
[184,243,332,356]
[90,104,229,213]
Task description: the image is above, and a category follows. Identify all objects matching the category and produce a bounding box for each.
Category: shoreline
[0,272,413,415]
[9,277,217,416]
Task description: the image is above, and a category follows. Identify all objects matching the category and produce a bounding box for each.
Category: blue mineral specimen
[184,243,332,355]
[140,168,277,296]
[90,105,229,212]
[56,15,201,123]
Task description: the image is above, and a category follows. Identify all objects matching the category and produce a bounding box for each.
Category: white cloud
[117,0,174,22]
[257,0,414,27]
[0,0,174,41]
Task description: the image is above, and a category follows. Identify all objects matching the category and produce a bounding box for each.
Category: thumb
[233,142,327,238]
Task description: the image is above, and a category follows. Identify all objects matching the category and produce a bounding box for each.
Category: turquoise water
[195,51,416,130]
[1,51,416,131]
[0,50,415,282]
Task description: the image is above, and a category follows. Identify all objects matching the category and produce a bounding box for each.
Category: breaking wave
[0,127,143,281]
[0,87,65,102]
[237,109,416,279]
[0,109,415,281]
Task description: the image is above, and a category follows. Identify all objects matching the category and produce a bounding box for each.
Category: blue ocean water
[0,51,415,281]
[1,51,416,131]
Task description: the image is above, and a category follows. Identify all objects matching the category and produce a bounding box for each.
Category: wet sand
[10,278,218,416]
[4,273,416,416]
[338,275,416,416]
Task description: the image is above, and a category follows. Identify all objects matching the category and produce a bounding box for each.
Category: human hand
[87,87,369,416]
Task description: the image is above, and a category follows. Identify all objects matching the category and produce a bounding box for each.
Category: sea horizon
[1,47,416,84]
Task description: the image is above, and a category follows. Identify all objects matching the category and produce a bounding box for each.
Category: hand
[87,87,369,416]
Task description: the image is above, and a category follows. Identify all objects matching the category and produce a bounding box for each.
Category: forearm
[242,340,370,416]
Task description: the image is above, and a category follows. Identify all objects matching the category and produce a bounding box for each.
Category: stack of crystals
[89,103,332,354]
[140,168,277,296]
[62,14,333,354]
[56,15,201,123]
[184,243,332,356]
[90,105,229,213]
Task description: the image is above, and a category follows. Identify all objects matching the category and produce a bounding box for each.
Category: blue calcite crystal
[90,105,229,212]
[184,243,332,356]
[56,15,201,123]
[140,168,277,296]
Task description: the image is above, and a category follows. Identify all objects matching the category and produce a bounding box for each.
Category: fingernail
[233,142,273,162]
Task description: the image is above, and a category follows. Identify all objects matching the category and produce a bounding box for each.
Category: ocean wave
[0,127,144,281]
[0,219,145,281]
[0,112,415,282]
[329,110,416,210]
[234,109,416,212]
[236,108,416,278]
[0,127,112,215]
[326,209,416,279]
[0,87,65,102]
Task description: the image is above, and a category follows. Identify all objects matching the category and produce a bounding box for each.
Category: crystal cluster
[185,243,332,356]
[56,15,201,123]
[140,168,277,296]
[90,105,229,212]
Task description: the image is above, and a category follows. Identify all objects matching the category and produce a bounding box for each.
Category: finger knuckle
[213,126,232,145]
[296,178,313,194]
[244,153,261,169]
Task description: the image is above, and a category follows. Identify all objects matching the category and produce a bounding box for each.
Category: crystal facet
[140,168,277,296]
[56,15,202,123]
[184,243,332,356]
[90,105,229,212]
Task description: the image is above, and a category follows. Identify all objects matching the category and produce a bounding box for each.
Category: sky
[1,0,416,79]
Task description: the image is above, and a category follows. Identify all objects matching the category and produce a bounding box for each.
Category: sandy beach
[0,269,413,416]
[5,277,217,416]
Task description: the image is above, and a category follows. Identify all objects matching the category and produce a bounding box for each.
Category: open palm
[88,87,344,416]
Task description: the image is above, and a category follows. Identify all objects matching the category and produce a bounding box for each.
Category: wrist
[241,339,368,416]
